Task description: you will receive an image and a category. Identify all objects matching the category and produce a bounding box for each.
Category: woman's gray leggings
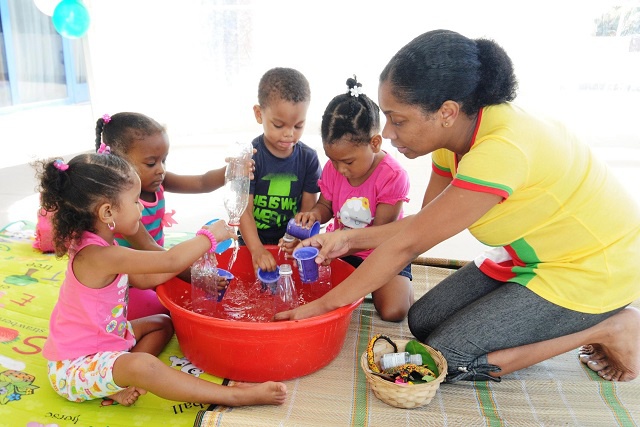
[407,263,623,382]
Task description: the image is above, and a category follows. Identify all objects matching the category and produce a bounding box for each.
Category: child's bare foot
[109,386,147,406]
[229,381,287,406]
[578,307,640,382]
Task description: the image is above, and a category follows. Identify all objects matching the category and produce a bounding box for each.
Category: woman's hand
[273,297,333,321]
[299,230,351,265]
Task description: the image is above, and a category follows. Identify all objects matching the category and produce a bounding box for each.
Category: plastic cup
[215,268,234,301]
[293,247,320,283]
[286,218,320,240]
[257,266,280,293]
[205,219,233,253]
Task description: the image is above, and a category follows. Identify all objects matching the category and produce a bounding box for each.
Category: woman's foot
[578,307,640,382]
[108,386,147,406]
[230,381,287,406]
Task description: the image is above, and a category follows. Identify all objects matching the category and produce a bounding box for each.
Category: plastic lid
[293,246,319,260]
[216,268,234,280]
[257,267,280,283]
[282,233,295,242]
[279,264,293,275]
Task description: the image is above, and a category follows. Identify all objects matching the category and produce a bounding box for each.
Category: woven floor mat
[196,264,640,426]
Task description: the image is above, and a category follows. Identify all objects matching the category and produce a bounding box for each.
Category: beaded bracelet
[196,229,217,253]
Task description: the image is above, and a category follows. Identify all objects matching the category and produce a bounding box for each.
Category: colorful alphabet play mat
[0,222,225,427]
[2,221,640,427]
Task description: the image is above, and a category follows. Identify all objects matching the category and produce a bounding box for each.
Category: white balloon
[33,0,61,16]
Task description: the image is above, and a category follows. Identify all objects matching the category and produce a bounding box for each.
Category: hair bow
[98,142,111,155]
[161,210,178,228]
[102,114,112,124]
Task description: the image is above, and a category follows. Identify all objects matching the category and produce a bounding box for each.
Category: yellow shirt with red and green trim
[431,103,640,314]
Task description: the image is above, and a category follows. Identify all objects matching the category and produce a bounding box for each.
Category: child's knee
[157,314,175,340]
[147,313,174,332]
[375,303,409,322]
[157,313,173,329]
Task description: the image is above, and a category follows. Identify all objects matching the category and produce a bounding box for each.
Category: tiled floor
[2,125,639,261]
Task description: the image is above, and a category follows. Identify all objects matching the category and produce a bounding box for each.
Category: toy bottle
[274,264,299,311]
[379,352,423,370]
[191,252,218,313]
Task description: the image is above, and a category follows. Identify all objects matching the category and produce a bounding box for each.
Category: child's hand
[216,275,229,292]
[277,235,299,255]
[224,156,256,180]
[295,212,320,228]
[245,158,256,180]
[202,220,236,245]
[251,246,277,273]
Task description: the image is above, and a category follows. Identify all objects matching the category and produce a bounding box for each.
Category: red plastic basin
[157,245,361,382]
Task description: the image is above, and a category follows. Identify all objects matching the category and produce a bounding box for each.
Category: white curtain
[8,0,66,103]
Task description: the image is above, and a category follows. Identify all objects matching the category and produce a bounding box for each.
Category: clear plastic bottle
[379,352,423,370]
[223,158,250,227]
[191,252,219,314]
[274,264,299,312]
[227,140,253,162]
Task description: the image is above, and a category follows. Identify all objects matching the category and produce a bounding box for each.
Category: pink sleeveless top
[43,232,136,361]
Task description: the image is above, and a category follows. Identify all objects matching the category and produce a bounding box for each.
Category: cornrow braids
[34,153,136,257]
[258,67,310,108]
[94,112,165,156]
[321,76,381,146]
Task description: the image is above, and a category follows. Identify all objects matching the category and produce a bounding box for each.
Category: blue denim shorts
[340,255,412,280]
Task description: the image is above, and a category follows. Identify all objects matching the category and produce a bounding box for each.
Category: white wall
[84,0,639,147]
[2,0,639,258]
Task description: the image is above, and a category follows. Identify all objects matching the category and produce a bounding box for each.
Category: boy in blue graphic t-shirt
[238,68,321,273]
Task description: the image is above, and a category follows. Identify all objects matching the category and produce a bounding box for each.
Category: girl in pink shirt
[290,77,413,322]
[94,112,254,320]
[36,152,286,407]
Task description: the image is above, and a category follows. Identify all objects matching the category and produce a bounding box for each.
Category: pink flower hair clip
[98,142,111,155]
[53,159,69,171]
[102,114,112,124]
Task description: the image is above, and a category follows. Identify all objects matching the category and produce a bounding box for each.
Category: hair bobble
[53,159,69,171]
[97,142,111,155]
[102,114,111,124]
[348,75,364,97]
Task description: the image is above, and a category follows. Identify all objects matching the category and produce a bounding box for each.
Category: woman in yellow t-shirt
[275,29,640,384]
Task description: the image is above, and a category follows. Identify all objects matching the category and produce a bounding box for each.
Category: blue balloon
[52,0,90,39]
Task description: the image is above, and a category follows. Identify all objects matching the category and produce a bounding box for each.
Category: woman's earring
[443,122,449,127]
[108,221,116,231]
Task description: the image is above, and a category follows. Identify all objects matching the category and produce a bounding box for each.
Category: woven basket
[360,339,447,409]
